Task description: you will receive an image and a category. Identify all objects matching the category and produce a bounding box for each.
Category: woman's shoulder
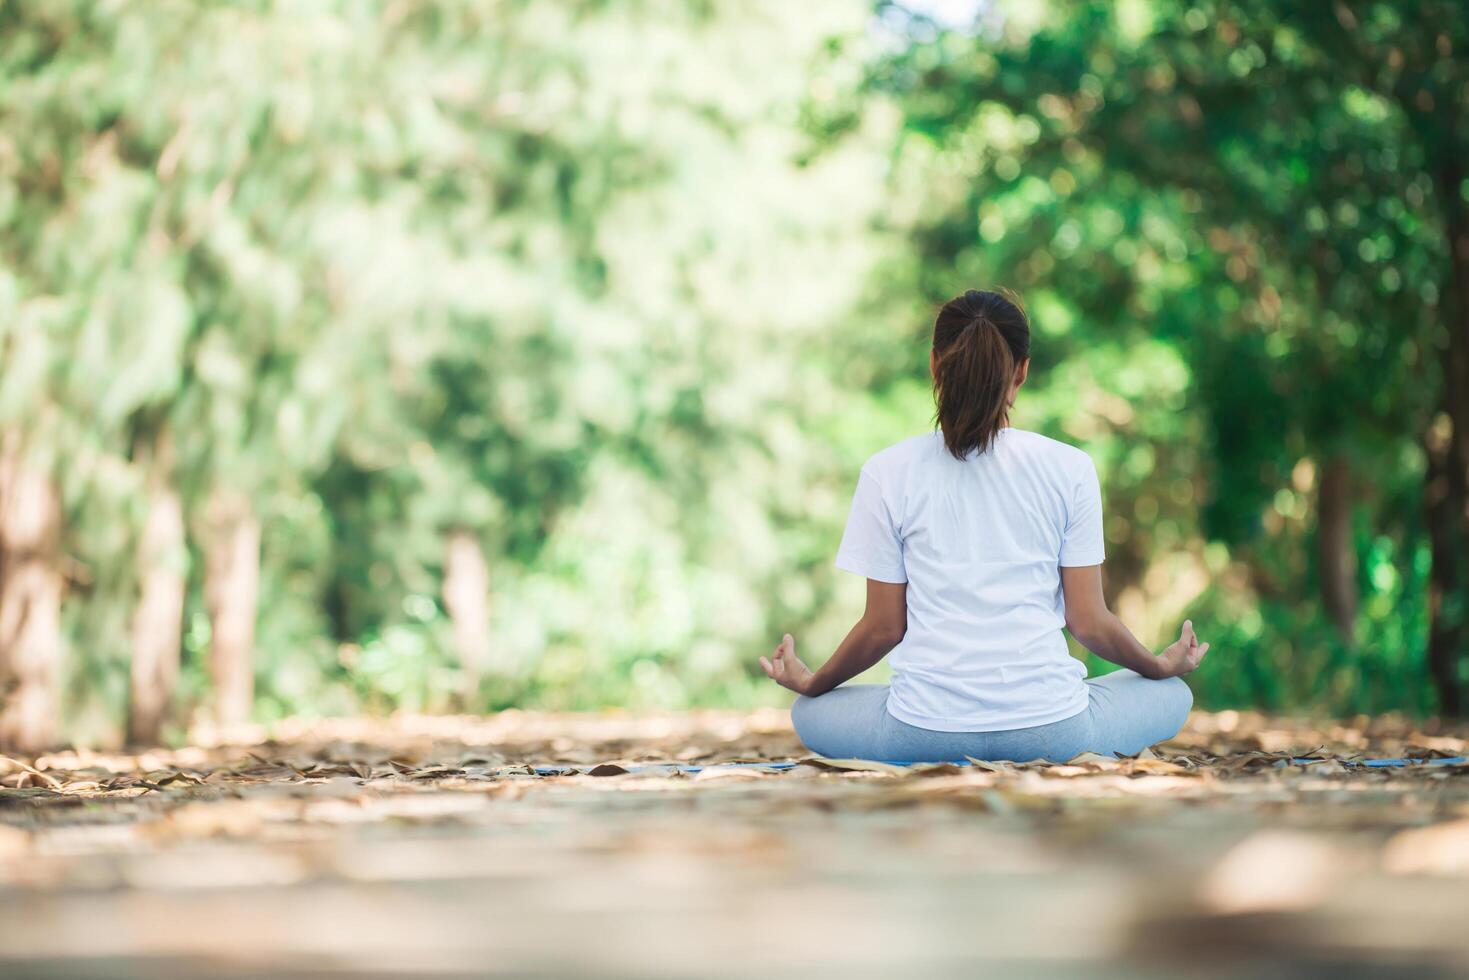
[861,431,945,476]
[1003,428,1095,471]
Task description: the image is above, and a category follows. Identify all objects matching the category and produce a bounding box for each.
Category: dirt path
[2,709,1468,977]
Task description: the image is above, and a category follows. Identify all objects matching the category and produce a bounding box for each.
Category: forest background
[1,0,1466,750]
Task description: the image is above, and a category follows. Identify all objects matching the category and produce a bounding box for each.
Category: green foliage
[1,1,889,738]
[1,0,1463,740]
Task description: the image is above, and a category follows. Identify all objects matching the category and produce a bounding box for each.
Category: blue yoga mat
[1340,756,1467,768]
[532,756,1467,776]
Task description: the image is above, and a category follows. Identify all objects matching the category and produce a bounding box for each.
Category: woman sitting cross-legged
[759,289,1208,764]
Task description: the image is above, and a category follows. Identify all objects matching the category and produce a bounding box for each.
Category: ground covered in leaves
[3,709,1469,978]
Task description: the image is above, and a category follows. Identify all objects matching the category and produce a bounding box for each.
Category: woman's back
[836,427,1103,731]
[761,287,1204,764]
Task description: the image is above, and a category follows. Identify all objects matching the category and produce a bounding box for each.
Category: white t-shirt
[834,428,1105,732]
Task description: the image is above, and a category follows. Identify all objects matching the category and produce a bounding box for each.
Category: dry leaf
[1,769,62,790]
[1122,758,1188,775]
[964,757,1017,774]
[797,758,909,776]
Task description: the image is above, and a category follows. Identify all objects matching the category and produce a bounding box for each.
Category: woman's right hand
[1154,620,1210,678]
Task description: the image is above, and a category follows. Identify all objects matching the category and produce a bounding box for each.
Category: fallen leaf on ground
[797,758,909,776]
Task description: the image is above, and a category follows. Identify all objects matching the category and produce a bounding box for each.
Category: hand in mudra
[1155,619,1210,679]
[759,633,816,695]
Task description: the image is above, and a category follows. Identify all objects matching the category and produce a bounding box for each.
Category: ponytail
[931,289,1030,459]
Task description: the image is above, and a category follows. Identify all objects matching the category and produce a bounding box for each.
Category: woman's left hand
[1154,619,1210,679]
[759,633,816,696]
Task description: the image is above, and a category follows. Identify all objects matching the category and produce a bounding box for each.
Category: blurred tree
[0,0,888,739]
[0,433,64,751]
[127,429,185,743]
[442,529,491,685]
[200,492,260,727]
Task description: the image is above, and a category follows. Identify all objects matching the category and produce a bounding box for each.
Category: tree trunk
[1425,424,1463,716]
[127,435,186,745]
[203,493,260,728]
[1425,159,1469,716]
[442,529,491,688]
[1316,454,1357,641]
[0,434,64,753]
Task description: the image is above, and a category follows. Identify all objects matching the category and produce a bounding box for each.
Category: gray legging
[791,669,1193,764]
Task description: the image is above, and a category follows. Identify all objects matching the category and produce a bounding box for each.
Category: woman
[759,289,1208,763]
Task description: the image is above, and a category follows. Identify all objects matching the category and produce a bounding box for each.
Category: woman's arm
[760,579,907,697]
[1060,564,1209,679]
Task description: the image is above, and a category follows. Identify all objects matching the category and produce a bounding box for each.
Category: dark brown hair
[932,289,1030,459]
